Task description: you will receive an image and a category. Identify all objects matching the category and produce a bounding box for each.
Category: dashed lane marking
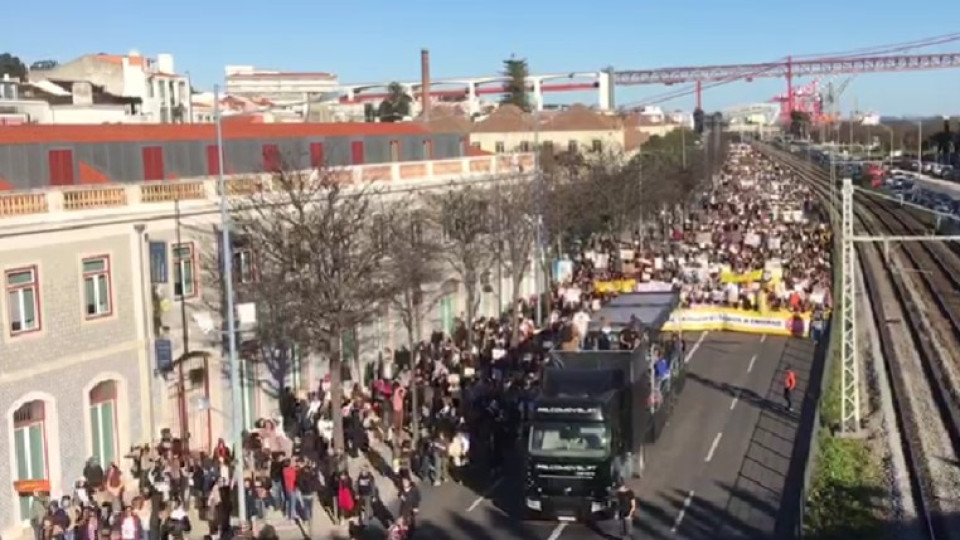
[466,478,503,512]
[671,490,695,533]
[747,353,757,373]
[547,522,568,540]
[685,332,709,363]
[730,393,739,410]
[705,432,723,462]
[761,334,767,343]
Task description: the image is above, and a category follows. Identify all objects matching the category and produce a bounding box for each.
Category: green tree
[0,53,27,80]
[378,82,412,122]
[501,56,530,111]
[227,159,390,452]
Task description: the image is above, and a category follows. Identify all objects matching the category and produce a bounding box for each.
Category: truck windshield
[528,422,611,459]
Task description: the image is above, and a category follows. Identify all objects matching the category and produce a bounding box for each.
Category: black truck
[523,291,684,521]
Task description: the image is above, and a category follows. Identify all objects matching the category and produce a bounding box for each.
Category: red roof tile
[95,54,147,68]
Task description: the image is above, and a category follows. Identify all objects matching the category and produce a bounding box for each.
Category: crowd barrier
[661,306,810,337]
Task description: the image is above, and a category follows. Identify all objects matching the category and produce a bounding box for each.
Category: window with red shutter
[350,141,365,165]
[142,146,165,181]
[262,144,280,172]
[206,145,220,176]
[48,149,75,186]
[310,142,325,168]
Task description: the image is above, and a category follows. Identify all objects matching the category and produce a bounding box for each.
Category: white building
[27,51,192,124]
[0,75,144,125]
[225,66,340,101]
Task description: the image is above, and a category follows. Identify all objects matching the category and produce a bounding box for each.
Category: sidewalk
[227,435,400,540]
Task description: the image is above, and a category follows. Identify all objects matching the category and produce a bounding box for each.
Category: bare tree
[227,163,389,451]
[491,175,538,342]
[424,185,495,347]
[380,201,444,438]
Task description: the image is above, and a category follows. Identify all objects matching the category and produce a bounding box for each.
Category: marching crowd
[556,144,833,340]
[24,142,832,540]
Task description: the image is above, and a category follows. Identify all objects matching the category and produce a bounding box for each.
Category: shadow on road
[686,372,793,421]
[632,482,772,539]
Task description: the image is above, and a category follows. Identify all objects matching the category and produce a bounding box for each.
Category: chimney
[420,48,431,120]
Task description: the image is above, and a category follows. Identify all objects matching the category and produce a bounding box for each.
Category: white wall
[48,105,137,124]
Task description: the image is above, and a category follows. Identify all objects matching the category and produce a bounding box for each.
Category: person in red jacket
[281,460,301,521]
[336,472,356,525]
[784,366,797,412]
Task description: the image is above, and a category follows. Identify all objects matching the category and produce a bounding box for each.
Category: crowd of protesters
[553,144,833,341]
[24,142,833,540]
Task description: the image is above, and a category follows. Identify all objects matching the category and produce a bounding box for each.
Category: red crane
[617,52,960,112]
[769,78,823,123]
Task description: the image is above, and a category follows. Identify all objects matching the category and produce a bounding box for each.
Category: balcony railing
[0,154,535,220]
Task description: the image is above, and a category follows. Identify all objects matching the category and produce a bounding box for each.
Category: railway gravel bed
[762,145,960,540]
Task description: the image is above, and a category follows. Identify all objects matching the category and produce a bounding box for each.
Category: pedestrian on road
[784,366,797,412]
[615,482,636,538]
[397,477,420,535]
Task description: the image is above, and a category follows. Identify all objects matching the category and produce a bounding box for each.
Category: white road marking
[467,477,503,511]
[705,432,723,462]
[671,490,695,533]
[547,522,568,540]
[730,393,740,410]
[760,334,767,343]
[747,353,757,373]
[685,332,708,363]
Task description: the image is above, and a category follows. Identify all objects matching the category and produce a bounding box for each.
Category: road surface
[388,331,817,540]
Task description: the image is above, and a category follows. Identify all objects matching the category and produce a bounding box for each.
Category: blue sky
[6,0,959,116]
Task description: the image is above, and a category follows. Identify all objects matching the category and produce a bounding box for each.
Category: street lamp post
[917,121,923,172]
[213,84,246,524]
[533,100,544,326]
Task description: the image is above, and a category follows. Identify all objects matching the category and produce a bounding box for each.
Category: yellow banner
[662,307,811,337]
[720,269,764,284]
[594,279,637,294]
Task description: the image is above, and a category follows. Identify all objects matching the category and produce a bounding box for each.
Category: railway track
[761,145,960,540]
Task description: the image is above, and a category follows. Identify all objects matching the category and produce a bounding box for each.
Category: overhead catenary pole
[838,178,960,435]
[840,178,859,433]
[214,84,246,523]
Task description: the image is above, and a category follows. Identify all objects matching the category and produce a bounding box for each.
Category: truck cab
[524,377,624,520]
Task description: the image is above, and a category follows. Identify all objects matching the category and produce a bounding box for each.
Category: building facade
[0,124,467,191]
[27,52,191,124]
[224,66,340,102]
[422,104,685,157]
[0,148,534,539]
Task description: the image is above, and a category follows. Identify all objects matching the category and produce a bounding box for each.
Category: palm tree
[378,82,412,122]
